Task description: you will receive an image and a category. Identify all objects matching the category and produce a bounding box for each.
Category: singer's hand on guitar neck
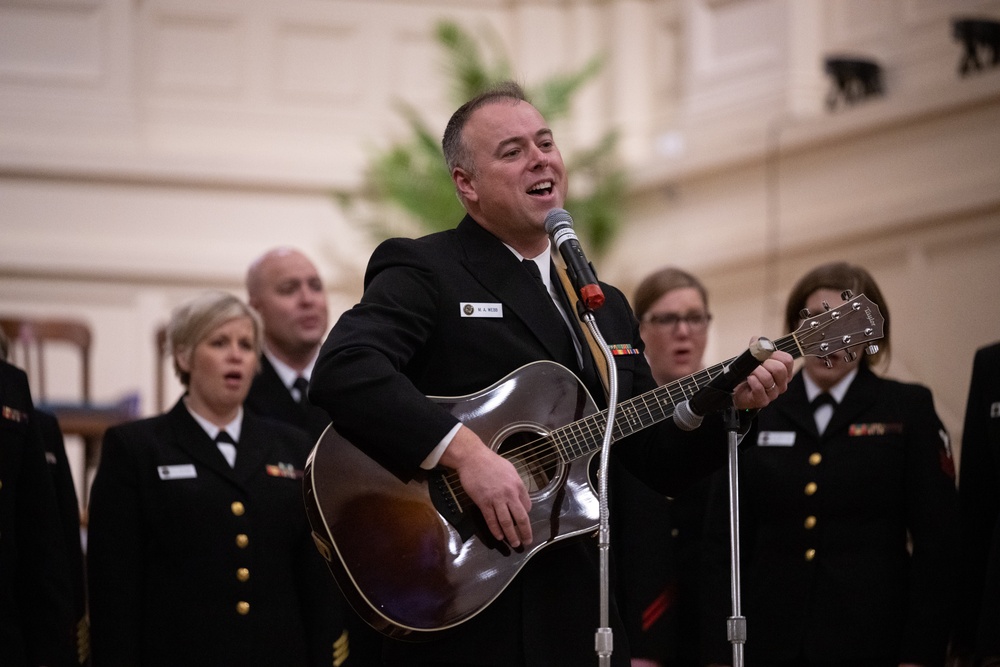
[731,339,794,410]
[439,425,534,548]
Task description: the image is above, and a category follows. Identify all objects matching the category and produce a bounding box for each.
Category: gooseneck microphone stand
[578,307,619,667]
[721,398,747,667]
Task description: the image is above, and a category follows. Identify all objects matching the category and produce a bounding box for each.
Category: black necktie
[527,258,593,379]
[215,430,237,467]
[522,258,543,283]
[811,393,836,409]
[811,393,837,434]
[293,376,310,405]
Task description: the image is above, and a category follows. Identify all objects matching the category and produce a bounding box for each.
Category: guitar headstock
[791,292,885,362]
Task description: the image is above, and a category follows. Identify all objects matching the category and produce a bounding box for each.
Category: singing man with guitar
[307,81,793,666]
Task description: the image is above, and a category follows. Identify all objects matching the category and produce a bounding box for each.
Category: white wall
[2,0,999,499]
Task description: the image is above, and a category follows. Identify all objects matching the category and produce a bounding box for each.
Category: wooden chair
[0,315,137,513]
[1,316,93,403]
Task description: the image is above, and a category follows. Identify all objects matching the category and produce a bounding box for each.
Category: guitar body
[304,360,602,638]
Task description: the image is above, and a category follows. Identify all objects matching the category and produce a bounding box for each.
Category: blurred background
[2,0,998,509]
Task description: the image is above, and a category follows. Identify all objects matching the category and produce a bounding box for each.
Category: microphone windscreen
[673,400,704,432]
[544,208,573,234]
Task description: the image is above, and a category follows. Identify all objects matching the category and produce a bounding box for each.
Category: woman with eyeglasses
[612,266,716,667]
[634,267,712,388]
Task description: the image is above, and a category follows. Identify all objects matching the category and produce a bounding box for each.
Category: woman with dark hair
[701,261,959,667]
[87,291,342,667]
[615,266,715,667]
[634,266,712,388]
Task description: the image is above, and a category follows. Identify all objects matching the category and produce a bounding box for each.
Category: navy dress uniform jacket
[86,401,342,667]
[37,409,89,664]
[245,353,371,666]
[0,361,78,667]
[310,216,734,666]
[245,356,332,442]
[701,364,959,666]
[954,341,1000,663]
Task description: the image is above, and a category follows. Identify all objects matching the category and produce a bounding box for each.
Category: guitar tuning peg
[822,301,831,311]
[841,289,854,301]
[799,308,811,319]
[843,351,857,363]
[866,344,880,356]
[821,356,833,369]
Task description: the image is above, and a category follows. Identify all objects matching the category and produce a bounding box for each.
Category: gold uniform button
[809,452,822,466]
[804,482,818,496]
[236,534,249,548]
[231,501,245,516]
[804,515,817,529]
[236,601,250,615]
[237,568,250,582]
[805,548,816,562]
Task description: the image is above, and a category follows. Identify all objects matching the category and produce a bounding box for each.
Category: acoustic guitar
[304,292,884,638]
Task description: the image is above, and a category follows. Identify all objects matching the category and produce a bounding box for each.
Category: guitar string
[439,315,868,505]
[438,307,874,507]
[480,325,805,477]
[439,342,816,508]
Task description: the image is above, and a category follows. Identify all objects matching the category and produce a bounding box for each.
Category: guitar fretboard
[548,332,804,462]
[441,293,881,509]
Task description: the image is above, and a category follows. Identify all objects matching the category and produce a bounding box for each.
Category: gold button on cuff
[804,482,818,496]
[805,549,816,562]
[236,601,250,615]
[231,501,245,516]
[236,534,249,548]
[809,452,822,466]
[237,567,250,582]
[804,515,817,529]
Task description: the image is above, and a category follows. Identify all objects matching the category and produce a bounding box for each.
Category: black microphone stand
[577,307,618,667]
[721,398,747,667]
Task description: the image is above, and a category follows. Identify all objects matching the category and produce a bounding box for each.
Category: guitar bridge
[428,470,478,541]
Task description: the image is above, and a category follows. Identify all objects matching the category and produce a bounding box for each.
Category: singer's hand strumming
[439,425,534,548]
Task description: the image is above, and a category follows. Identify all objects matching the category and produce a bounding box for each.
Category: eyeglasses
[643,311,712,332]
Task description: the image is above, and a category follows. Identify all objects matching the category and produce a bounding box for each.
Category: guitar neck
[548,333,802,461]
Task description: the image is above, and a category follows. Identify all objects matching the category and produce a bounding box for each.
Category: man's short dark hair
[442,80,529,175]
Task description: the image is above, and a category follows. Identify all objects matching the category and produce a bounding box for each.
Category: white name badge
[460,302,503,318]
[158,464,198,480]
[758,431,796,447]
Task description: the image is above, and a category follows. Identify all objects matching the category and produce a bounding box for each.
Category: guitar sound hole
[497,430,559,494]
